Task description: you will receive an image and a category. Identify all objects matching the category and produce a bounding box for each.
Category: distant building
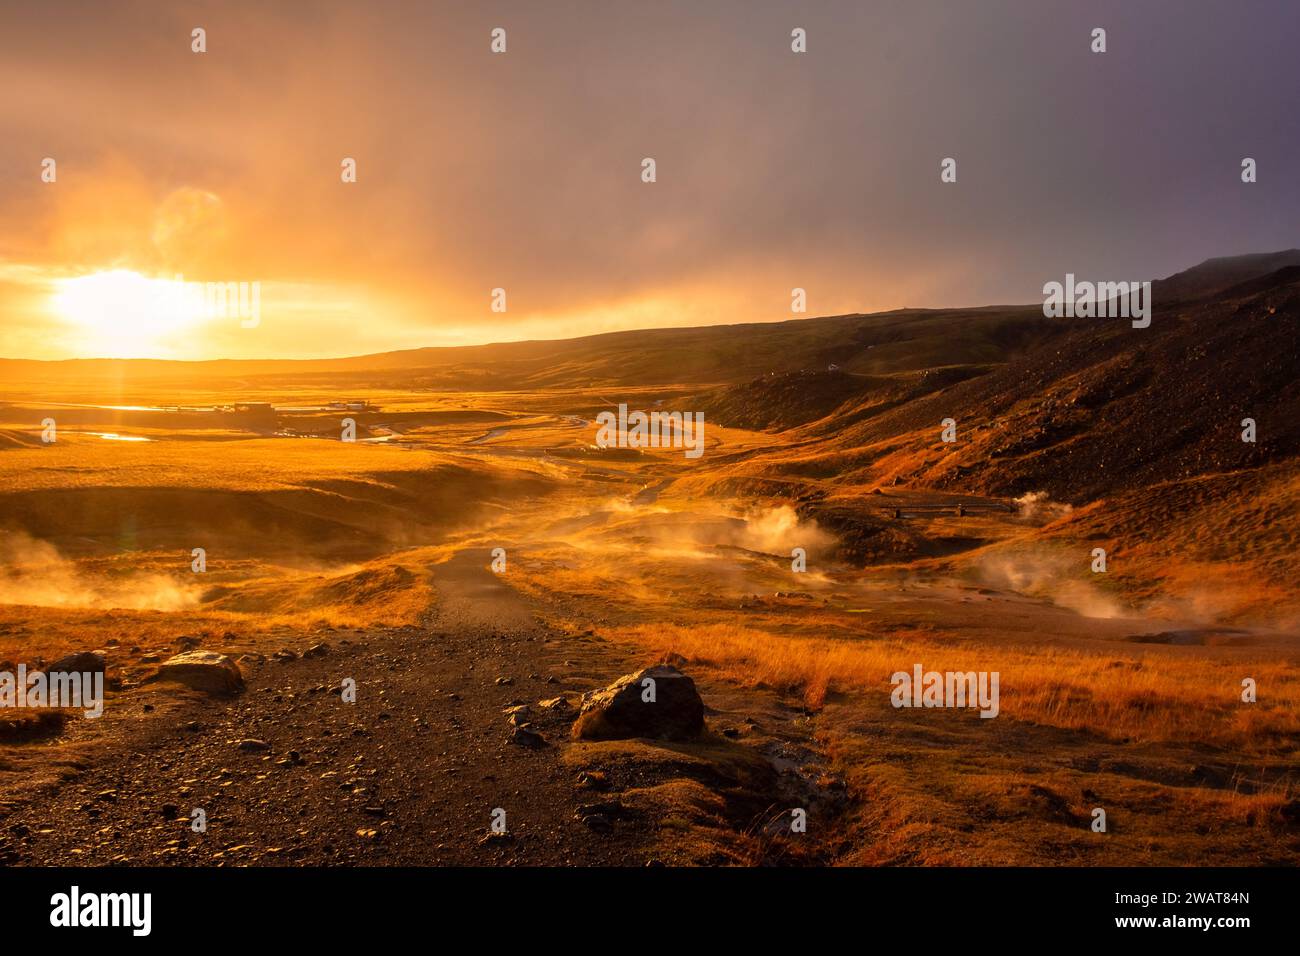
[233,402,274,413]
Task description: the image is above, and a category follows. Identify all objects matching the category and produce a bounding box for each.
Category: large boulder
[152,651,245,695]
[572,665,705,741]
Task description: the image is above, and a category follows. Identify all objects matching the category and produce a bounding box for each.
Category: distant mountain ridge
[1152,249,1300,302]
[2,250,1298,392]
[720,254,1300,504]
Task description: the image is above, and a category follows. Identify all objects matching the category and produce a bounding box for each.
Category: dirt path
[0,549,664,865]
[428,549,537,632]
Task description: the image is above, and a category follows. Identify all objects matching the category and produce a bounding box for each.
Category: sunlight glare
[51,270,209,357]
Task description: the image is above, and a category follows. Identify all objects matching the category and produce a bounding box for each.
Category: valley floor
[1,387,1297,865]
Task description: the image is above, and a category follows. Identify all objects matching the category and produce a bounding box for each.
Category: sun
[51,270,209,358]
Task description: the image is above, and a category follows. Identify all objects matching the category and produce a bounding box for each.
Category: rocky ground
[0,550,838,866]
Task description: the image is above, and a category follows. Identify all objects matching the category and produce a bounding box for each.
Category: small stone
[576,810,611,832]
[508,727,545,749]
[47,651,108,675]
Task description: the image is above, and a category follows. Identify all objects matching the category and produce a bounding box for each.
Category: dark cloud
[1,0,1296,358]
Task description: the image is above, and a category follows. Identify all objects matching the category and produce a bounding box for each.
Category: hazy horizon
[4,244,1296,366]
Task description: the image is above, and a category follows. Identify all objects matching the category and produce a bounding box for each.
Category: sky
[1,0,1297,360]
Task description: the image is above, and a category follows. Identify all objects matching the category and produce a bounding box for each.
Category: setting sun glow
[51,270,209,358]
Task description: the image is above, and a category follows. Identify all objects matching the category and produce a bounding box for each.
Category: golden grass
[0,551,434,667]
[0,436,547,493]
[600,620,1300,748]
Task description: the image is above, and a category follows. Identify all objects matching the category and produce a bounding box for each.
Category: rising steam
[974,548,1125,619]
[1013,491,1073,523]
[0,531,199,611]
